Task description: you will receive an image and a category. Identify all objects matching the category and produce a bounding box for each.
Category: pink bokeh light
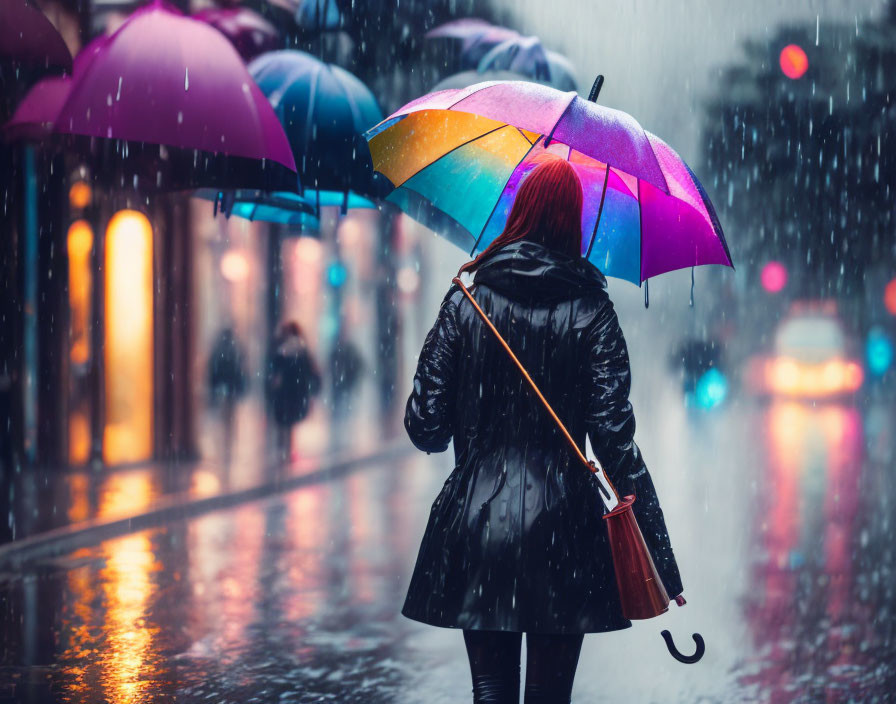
[761,261,788,293]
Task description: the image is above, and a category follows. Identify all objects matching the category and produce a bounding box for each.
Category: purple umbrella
[2,74,68,139]
[0,0,72,73]
[192,6,280,62]
[2,36,104,141]
[368,77,732,294]
[54,1,296,191]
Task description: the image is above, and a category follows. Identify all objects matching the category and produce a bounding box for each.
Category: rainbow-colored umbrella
[366,78,732,286]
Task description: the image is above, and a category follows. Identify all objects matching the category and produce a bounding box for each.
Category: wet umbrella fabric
[191,7,280,62]
[367,80,732,284]
[193,186,374,227]
[477,36,577,92]
[425,18,519,68]
[194,188,319,228]
[2,74,68,140]
[2,36,104,141]
[248,50,383,199]
[0,0,72,73]
[294,0,342,31]
[52,2,297,192]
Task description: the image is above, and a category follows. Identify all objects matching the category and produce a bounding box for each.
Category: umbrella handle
[587,74,604,102]
[660,630,705,665]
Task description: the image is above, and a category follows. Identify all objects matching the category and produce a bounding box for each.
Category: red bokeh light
[761,261,788,293]
[885,278,896,316]
[779,44,809,79]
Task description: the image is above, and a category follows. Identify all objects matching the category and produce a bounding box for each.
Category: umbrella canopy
[194,186,374,228]
[191,7,280,62]
[294,0,342,31]
[2,74,68,139]
[0,0,72,73]
[53,1,296,191]
[248,49,383,198]
[477,37,577,92]
[425,18,519,68]
[195,188,320,228]
[2,36,105,141]
[367,80,732,285]
[432,69,536,92]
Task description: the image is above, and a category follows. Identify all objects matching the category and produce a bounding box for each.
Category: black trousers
[463,630,584,704]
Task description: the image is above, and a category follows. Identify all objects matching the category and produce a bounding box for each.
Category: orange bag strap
[452,276,619,503]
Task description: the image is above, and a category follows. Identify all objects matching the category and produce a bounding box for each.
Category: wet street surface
[2,388,895,702]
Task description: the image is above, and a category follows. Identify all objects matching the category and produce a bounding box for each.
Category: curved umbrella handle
[660,630,705,664]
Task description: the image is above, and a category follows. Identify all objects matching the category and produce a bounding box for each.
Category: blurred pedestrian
[329,333,364,417]
[266,321,321,461]
[403,158,683,703]
[207,328,247,462]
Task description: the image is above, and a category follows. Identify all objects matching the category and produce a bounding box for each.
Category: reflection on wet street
[1,392,894,703]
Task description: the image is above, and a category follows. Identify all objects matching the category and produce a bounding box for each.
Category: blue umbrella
[195,188,320,228]
[194,186,375,229]
[294,0,342,31]
[248,50,385,203]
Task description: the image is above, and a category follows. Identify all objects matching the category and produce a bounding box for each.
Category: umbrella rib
[684,161,734,269]
[542,92,577,147]
[638,178,644,285]
[386,123,510,188]
[468,138,539,256]
[515,127,537,145]
[303,63,323,182]
[585,162,610,260]
[445,80,500,110]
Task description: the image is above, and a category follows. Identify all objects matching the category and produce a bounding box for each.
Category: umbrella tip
[588,75,604,103]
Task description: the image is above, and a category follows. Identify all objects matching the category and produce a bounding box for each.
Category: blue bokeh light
[327,261,349,288]
[866,327,894,377]
[694,368,729,409]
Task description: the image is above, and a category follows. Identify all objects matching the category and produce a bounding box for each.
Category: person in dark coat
[329,333,364,417]
[266,321,321,460]
[403,158,684,703]
[207,328,247,463]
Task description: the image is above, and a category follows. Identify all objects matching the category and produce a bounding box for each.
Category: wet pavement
[1,395,403,548]
[2,386,895,703]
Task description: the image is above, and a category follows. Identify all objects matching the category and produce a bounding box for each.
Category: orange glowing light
[68,411,91,466]
[69,180,92,209]
[220,250,249,283]
[765,356,863,397]
[100,533,158,702]
[885,278,896,316]
[779,44,809,79]
[67,220,94,365]
[103,210,153,465]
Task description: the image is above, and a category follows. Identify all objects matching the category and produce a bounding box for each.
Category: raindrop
[185,67,189,91]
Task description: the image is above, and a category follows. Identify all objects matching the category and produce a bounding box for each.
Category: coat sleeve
[585,298,684,598]
[404,288,460,453]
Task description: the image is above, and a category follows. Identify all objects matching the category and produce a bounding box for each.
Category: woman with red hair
[403,157,683,703]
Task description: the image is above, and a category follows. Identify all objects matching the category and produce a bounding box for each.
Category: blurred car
[747,301,864,399]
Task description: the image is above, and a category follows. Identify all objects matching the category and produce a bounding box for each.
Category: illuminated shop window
[103,210,154,465]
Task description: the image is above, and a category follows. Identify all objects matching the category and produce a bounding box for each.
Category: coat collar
[472,240,607,302]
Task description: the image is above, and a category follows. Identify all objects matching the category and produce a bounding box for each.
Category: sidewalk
[0,400,411,568]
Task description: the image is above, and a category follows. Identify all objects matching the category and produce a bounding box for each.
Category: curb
[0,442,414,570]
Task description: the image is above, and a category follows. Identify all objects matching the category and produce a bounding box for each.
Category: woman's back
[402,238,670,633]
[448,241,610,510]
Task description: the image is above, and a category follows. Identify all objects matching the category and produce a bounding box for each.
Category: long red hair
[458,155,583,275]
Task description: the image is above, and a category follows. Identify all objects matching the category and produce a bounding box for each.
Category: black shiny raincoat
[402,240,683,634]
